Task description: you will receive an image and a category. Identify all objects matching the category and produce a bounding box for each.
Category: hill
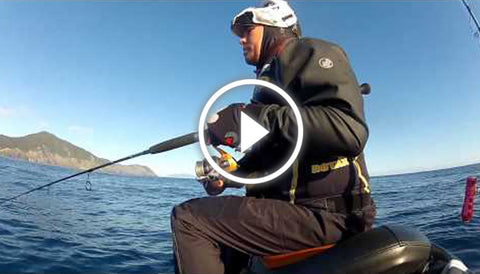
[0,131,156,177]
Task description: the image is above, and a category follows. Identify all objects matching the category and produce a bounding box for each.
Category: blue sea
[0,156,478,273]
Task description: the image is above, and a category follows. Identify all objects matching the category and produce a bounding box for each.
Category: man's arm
[245,41,368,158]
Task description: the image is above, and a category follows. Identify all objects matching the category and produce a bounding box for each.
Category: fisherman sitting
[171,1,376,273]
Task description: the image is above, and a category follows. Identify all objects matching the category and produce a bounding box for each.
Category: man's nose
[239,36,247,46]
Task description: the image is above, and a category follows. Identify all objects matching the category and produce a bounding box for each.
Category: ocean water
[0,156,478,273]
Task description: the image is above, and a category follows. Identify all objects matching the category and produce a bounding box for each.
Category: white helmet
[231,0,298,34]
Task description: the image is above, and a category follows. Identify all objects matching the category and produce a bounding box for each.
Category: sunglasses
[231,24,256,37]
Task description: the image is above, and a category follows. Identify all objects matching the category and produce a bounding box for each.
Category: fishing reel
[195,147,238,195]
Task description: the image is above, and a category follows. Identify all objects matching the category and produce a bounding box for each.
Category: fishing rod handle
[149,132,198,154]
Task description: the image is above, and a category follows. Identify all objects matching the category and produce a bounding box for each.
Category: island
[0,131,156,177]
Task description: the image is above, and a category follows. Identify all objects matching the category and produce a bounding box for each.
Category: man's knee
[171,199,199,232]
[171,203,187,222]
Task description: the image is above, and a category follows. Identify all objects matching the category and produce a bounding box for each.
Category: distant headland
[0,131,156,177]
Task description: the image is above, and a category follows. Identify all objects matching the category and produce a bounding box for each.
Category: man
[171,1,375,273]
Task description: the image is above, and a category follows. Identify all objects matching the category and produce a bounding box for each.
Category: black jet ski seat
[249,225,470,274]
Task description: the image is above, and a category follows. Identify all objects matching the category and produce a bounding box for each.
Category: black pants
[171,195,375,274]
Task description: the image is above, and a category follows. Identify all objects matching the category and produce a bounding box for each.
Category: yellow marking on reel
[215,147,238,173]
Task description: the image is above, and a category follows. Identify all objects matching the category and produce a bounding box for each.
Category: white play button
[240,111,269,153]
[198,79,303,185]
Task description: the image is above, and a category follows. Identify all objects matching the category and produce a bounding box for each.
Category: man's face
[238,25,264,66]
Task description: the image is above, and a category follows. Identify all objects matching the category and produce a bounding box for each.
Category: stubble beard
[243,51,257,66]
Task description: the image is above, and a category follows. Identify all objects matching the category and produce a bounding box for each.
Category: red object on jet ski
[461,176,477,222]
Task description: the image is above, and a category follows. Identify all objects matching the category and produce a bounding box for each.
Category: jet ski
[246,225,471,274]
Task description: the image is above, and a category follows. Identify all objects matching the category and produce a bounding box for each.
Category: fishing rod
[0,132,199,206]
[461,0,480,38]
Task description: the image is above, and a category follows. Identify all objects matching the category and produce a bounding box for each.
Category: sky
[1,1,480,177]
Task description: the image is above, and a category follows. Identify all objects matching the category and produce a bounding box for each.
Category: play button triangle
[240,111,269,153]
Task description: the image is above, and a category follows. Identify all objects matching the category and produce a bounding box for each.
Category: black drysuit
[171,37,376,274]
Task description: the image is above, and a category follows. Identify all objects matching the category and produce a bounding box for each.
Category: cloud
[68,125,94,135]
[37,121,49,131]
[0,106,13,117]
[0,106,31,118]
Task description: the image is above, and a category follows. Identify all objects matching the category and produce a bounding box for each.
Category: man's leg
[171,195,348,274]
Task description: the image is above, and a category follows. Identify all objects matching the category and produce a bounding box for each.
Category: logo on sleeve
[319,57,334,69]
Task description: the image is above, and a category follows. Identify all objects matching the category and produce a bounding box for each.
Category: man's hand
[200,174,245,195]
[202,179,226,196]
[207,104,244,147]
